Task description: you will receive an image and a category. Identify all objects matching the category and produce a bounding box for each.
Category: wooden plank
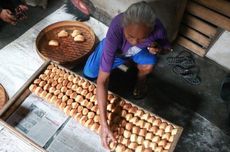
[183,14,217,37]
[187,1,230,31]
[0,61,51,119]
[180,25,211,48]
[193,0,230,18]
[177,36,206,57]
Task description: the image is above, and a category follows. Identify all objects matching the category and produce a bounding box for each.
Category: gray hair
[122,1,156,30]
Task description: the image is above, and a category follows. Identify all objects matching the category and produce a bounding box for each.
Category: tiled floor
[0,1,230,151]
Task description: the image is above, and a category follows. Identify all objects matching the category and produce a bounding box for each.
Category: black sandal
[167,51,195,68]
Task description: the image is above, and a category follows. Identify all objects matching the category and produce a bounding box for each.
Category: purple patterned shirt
[100,13,171,72]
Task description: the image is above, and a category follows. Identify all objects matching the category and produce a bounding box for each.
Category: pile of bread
[29,63,179,152]
[48,29,85,46]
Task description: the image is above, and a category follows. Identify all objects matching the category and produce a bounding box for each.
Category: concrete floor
[0,0,230,151]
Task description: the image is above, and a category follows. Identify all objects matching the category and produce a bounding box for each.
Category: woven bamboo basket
[36,21,96,69]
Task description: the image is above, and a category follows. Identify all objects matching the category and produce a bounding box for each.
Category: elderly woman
[83,1,171,149]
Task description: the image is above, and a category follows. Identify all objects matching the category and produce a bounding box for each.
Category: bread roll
[47,79,54,84]
[115,144,125,152]
[149,142,157,150]
[79,116,87,125]
[59,70,65,76]
[68,75,74,82]
[107,103,113,111]
[67,81,73,89]
[154,146,163,152]
[75,95,84,102]
[70,92,77,99]
[132,126,139,134]
[81,89,88,96]
[169,135,174,142]
[153,119,162,126]
[57,77,64,83]
[71,84,78,91]
[45,93,53,101]
[40,91,47,99]
[128,106,138,114]
[91,105,98,113]
[125,113,133,121]
[93,115,100,123]
[130,134,137,142]
[164,142,171,150]
[85,119,93,128]
[125,122,132,131]
[144,122,151,130]
[76,87,83,94]
[82,108,89,115]
[146,132,154,140]
[35,87,43,95]
[81,99,89,107]
[44,84,50,91]
[59,102,66,110]
[88,84,96,92]
[137,136,144,144]
[171,128,178,135]
[90,95,96,102]
[137,119,145,128]
[158,139,167,148]
[86,102,93,109]
[58,30,68,37]
[57,92,64,99]
[162,132,171,141]
[61,86,67,93]
[74,113,82,121]
[141,113,150,120]
[54,90,61,96]
[149,126,158,134]
[143,148,153,152]
[87,111,95,119]
[134,109,144,117]
[156,129,164,137]
[73,77,80,84]
[143,140,151,148]
[66,90,73,96]
[139,128,147,137]
[72,102,79,109]
[90,123,99,132]
[74,34,85,42]
[64,106,71,115]
[148,116,155,123]
[93,88,97,94]
[67,99,73,105]
[121,137,130,146]
[77,106,83,113]
[62,79,68,86]
[152,136,160,143]
[54,99,61,107]
[121,109,127,117]
[159,122,167,130]
[50,95,58,103]
[85,92,93,99]
[123,130,131,139]
[123,103,132,110]
[34,78,41,84]
[49,73,55,78]
[56,83,62,90]
[128,142,138,150]
[70,108,77,116]
[165,125,173,133]
[124,149,132,152]
[62,95,69,102]
[78,79,85,86]
[130,116,139,124]
[47,64,55,70]
[29,84,37,92]
[71,29,81,37]
[39,81,46,87]
[82,81,90,89]
[109,141,117,151]
[136,145,144,152]
[63,73,69,80]
[51,80,58,87]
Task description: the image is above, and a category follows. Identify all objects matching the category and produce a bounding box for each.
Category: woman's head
[122,1,156,45]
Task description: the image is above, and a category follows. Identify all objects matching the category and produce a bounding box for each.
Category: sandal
[172,66,201,85]
[133,84,148,100]
[167,51,195,68]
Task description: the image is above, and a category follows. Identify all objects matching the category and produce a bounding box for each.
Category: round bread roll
[119,100,126,107]
[86,102,93,109]
[74,34,85,42]
[143,140,151,148]
[115,144,125,152]
[59,102,66,110]
[159,122,168,130]
[50,95,58,103]
[164,142,171,150]
[158,139,167,148]
[77,105,84,113]
[73,77,80,84]
[143,148,153,152]
[71,29,81,37]
[121,138,130,147]
[68,75,74,82]
[82,81,90,89]
[91,105,98,113]
[148,116,155,123]
[57,92,64,99]
[67,81,73,89]
[125,122,132,131]
[56,83,62,90]
[123,130,131,139]
[29,84,37,92]
[59,70,65,77]
[51,80,58,87]
[75,95,84,102]
[88,84,96,92]
[48,87,55,93]
[130,134,138,142]
[69,108,77,116]
[130,116,139,124]
[132,126,139,134]
[55,69,61,75]
[90,95,96,102]
[54,90,61,96]
[90,123,99,132]
[144,122,151,130]
[137,136,144,144]
[47,79,54,84]
[47,64,55,70]
[125,113,133,121]
[81,89,88,96]
[82,108,89,115]
[135,146,145,152]
[61,86,67,93]
[72,102,79,109]
[162,132,171,141]
[87,111,95,119]
[154,146,163,152]
[139,128,147,137]
[93,115,100,123]
[44,84,50,91]
[128,142,138,150]
[79,116,87,125]
[71,84,78,91]
[169,135,174,142]
[40,91,47,99]
[66,90,73,96]
[149,142,157,151]
[165,125,173,133]
[53,75,59,81]
[64,106,71,115]
[121,109,127,117]
[58,30,68,37]
[85,119,93,128]
[34,78,41,84]
[67,99,73,105]
[128,106,138,114]
[85,92,93,99]
[156,129,164,137]
[109,141,117,151]
[124,149,132,152]
[49,73,55,78]
[62,95,69,102]
[74,113,82,121]
[93,88,97,94]
[134,109,144,117]
[45,93,53,101]
[171,128,178,135]
[54,99,62,107]
[51,67,58,73]
[62,80,68,86]
[141,113,150,120]
[81,99,89,107]
[35,87,43,95]
[123,103,132,110]
[152,136,160,143]
[137,119,145,128]
[39,81,46,87]
[76,87,83,94]
[149,126,158,134]
[107,103,113,111]
[63,73,69,80]
[153,119,162,126]
[70,92,77,99]
[146,132,154,140]
[57,77,64,83]
[78,79,85,86]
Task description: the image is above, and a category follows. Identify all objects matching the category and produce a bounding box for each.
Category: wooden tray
[0,61,183,152]
[36,21,96,69]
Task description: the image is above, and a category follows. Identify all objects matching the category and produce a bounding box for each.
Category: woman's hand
[100,123,116,149]
[147,42,160,55]
[0,9,16,25]
[18,5,28,12]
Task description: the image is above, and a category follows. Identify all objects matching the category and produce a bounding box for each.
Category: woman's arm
[97,69,115,149]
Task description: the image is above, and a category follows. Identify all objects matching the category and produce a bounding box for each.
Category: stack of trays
[29,63,182,152]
